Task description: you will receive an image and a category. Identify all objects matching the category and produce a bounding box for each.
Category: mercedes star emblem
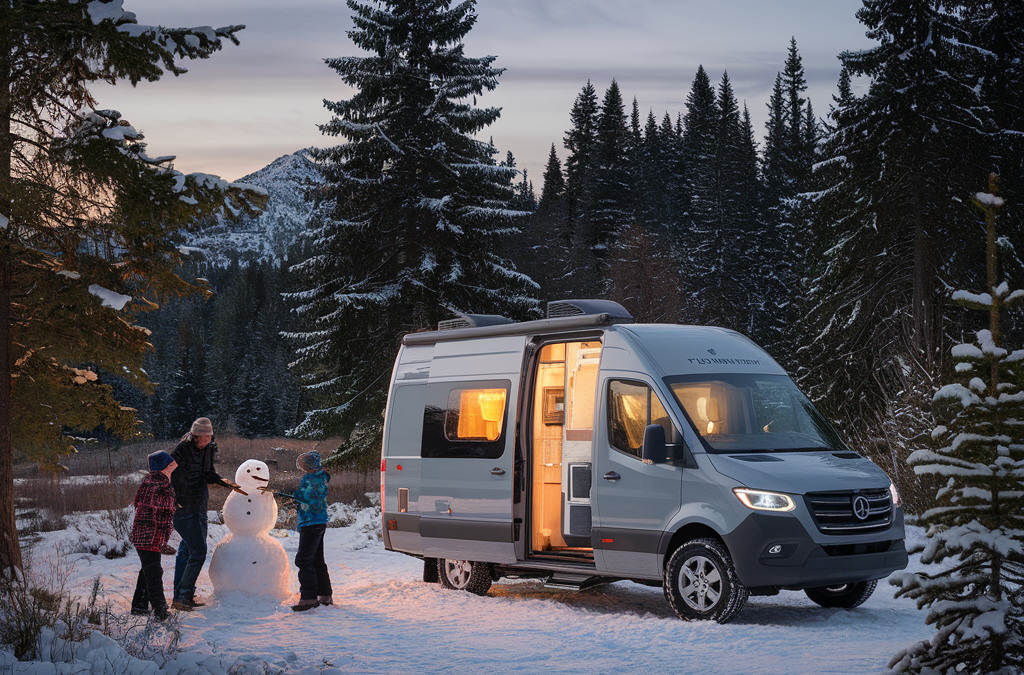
[852,495,870,521]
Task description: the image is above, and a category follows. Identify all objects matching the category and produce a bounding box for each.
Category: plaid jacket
[130,471,176,551]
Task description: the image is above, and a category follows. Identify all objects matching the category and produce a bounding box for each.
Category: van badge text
[688,357,762,366]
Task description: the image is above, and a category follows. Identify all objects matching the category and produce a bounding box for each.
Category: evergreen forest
[129,2,1023,515]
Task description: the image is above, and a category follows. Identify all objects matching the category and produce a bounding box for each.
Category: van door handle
[490,467,505,476]
[603,471,621,481]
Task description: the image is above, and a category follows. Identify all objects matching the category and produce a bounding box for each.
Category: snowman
[208,459,291,600]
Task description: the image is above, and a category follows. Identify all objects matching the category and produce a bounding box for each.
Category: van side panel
[385,336,526,565]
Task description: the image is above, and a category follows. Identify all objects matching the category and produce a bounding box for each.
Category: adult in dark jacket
[130,451,178,620]
[169,417,243,611]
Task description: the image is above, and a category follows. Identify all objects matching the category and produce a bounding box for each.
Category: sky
[94,0,875,186]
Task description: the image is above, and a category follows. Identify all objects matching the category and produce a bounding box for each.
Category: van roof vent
[438,311,515,331]
[546,299,633,322]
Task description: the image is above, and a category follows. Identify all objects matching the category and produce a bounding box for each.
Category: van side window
[422,380,511,459]
[386,384,427,456]
[445,388,507,441]
[607,379,676,459]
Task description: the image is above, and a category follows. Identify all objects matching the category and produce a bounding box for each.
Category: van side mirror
[642,424,667,464]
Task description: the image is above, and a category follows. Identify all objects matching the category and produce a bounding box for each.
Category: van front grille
[804,489,892,535]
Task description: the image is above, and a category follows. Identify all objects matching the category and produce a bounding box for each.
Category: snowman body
[209,459,290,599]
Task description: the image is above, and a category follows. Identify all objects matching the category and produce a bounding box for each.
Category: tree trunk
[912,186,936,375]
[0,6,24,576]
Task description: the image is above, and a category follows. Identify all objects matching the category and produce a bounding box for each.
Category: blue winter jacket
[288,469,330,530]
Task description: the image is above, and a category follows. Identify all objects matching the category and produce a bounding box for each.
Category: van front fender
[658,502,734,560]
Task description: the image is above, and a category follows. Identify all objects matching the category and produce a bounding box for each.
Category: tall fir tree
[0,0,262,574]
[289,0,538,467]
[582,79,631,291]
[527,144,572,297]
[797,0,992,492]
[889,176,1024,674]
[679,65,720,324]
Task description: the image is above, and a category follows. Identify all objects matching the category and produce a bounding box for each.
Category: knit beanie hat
[296,451,322,473]
[190,417,214,436]
[149,451,175,472]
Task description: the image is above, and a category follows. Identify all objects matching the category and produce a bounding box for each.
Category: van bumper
[721,511,908,590]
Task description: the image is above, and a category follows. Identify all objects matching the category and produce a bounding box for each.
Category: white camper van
[380,300,907,622]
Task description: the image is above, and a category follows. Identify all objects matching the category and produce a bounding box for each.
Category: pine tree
[0,0,262,575]
[563,81,600,239]
[782,37,811,191]
[529,144,571,296]
[583,79,631,289]
[289,0,539,467]
[888,175,1024,674]
[679,65,719,324]
[797,0,991,488]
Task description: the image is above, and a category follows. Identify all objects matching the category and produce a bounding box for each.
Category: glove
[160,544,176,556]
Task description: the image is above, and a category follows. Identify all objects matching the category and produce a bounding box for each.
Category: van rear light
[380,458,386,527]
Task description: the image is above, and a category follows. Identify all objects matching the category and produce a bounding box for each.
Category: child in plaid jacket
[129,451,177,619]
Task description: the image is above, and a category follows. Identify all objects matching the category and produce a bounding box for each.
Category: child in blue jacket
[283,451,333,611]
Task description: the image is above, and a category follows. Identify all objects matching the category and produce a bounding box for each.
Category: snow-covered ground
[9,503,933,675]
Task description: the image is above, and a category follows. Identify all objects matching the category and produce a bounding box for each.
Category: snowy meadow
[8,467,933,675]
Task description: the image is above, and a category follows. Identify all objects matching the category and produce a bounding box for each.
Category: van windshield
[664,373,847,453]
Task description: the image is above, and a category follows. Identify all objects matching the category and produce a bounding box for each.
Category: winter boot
[153,605,170,621]
[130,606,150,616]
[317,596,333,606]
[171,597,204,611]
[291,598,319,612]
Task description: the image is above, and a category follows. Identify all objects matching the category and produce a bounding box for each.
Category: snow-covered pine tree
[289,0,539,466]
[888,175,1024,674]
[796,0,991,499]
[581,79,631,291]
[524,144,572,297]
[0,0,263,574]
[704,72,753,330]
[563,80,600,273]
[679,65,719,324]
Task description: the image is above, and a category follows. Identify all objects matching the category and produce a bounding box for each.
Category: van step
[543,574,608,591]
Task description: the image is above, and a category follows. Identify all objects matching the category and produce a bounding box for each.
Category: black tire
[804,580,877,608]
[663,538,748,623]
[437,558,492,595]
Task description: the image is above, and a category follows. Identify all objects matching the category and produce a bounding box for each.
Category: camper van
[380,300,907,623]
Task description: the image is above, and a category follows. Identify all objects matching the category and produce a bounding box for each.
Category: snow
[951,289,991,306]
[87,285,132,311]
[974,191,1005,207]
[8,505,936,675]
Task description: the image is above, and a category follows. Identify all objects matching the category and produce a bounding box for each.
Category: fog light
[769,544,783,555]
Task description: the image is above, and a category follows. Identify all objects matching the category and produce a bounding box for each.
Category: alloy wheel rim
[445,560,472,588]
[679,555,723,612]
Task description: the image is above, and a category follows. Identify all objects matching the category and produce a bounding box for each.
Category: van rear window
[422,380,511,459]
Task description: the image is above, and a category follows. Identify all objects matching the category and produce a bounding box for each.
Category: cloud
[93,0,874,183]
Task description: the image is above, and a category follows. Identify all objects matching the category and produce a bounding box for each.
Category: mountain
[185,151,322,266]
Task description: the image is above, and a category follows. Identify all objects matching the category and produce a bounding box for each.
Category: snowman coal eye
[247,469,251,473]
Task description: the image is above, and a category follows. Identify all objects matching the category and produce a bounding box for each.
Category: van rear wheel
[437,559,492,595]
[664,538,748,623]
[804,580,877,608]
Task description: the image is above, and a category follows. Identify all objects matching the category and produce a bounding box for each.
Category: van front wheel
[664,538,748,623]
[437,559,492,595]
[804,580,876,608]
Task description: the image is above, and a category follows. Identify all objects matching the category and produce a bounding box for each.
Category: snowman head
[235,459,271,494]
[222,459,277,535]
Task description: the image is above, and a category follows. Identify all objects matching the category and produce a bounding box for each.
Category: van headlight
[733,488,796,512]
[889,481,901,507]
